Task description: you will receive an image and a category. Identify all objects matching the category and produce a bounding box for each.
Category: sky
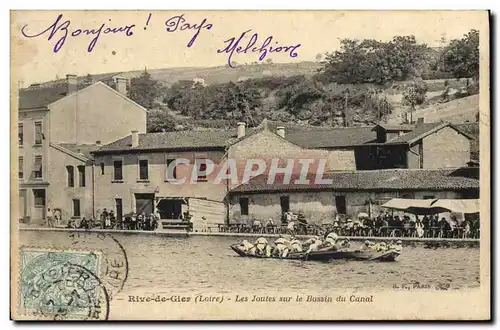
[11,10,488,86]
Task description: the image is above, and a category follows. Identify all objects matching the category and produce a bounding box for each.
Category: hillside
[411,94,479,124]
[122,62,322,86]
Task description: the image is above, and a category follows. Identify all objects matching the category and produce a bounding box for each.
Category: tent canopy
[381,198,479,215]
[430,199,480,214]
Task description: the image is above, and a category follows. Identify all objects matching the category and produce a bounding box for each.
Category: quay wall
[19,227,480,247]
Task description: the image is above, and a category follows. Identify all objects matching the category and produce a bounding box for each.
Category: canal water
[19,231,480,295]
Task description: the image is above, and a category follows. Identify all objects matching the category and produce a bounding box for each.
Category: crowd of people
[235,231,404,258]
[64,208,195,231]
[225,210,480,239]
[66,208,162,231]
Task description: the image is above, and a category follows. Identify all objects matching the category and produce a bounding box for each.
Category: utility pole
[344,88,349,127]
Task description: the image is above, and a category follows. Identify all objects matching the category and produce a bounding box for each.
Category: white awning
[382,198,480,215]
[430,199,480,214]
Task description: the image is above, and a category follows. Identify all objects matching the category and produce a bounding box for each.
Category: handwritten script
[21,14,135,53]
[19,13,301,66]
[217,29,301,67]
[164,14,212,48]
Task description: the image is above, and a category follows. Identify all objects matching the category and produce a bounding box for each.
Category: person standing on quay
[46,208,53,228]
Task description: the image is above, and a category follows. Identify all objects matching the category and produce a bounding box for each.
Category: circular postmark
[19,231,129,319]
[67,232,129,299]
[20,251,110,320]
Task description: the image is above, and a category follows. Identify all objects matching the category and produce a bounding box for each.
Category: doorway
[157,199,183,219]
[335,195,347,214]
[115,198,123,222]
[135,193,154,215]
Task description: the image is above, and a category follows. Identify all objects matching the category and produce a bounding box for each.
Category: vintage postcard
[10,10,490,320]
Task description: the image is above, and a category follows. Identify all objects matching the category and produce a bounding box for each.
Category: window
[78,166,86,187]
[335,195,347,214]
[100,162,105,175]
[400,192,415,199]
[280,196,290,214]
[423,195,435,200]
[113,160,123,181]
[18,157,23,179]
[33,156,42,179]
[166,158,177,180]
[72,199,81,217]
[139,159,148,181]
[33,189,45,207]
[18,124,23,146]
[34,122,43,145]
[197,160,208,182]
[239,197,249,216]
[66,166,74,187]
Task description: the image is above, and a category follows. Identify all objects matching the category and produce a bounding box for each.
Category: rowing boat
[230,244,400,262]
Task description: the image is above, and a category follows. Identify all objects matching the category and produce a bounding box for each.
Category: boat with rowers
[230,233,402,262]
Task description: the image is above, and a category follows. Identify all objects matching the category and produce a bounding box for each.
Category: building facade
[16,73,477,228]
[271,121,473,170]
[17,74,147,224]
[228,169,480,225]
[91,122,357,228]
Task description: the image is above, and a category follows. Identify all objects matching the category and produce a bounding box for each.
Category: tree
[441,29,479,81]
[320,36,429,84]
[83,74,93,85]
[147,109,177,133]
[402,79,428,123]
[128,69,163,109]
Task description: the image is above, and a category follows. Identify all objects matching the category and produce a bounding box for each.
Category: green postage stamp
[18,248,109,320]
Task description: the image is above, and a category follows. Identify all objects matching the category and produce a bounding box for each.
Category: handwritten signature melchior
[217,29,301,67]
[21,14,135,53]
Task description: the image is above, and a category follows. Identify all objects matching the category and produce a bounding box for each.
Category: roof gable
[50,143,96,162]
[388,122,472,145]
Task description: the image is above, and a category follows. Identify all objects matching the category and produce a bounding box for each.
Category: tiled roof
[230,169,479,193]
[281,126,377,148]
[95,130,240,152]
[57,144,100,160]
[94,120,467,153]
[373,124,414,131]
[19,84,69,109]
[387,122,444,143]
[19,73,122,109]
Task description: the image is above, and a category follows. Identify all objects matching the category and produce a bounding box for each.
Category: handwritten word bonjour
[217,29,301,67]
[20,14,135,53]
[164,14,212,48]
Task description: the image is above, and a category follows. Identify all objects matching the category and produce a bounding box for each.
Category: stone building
[91,121,355,229]
[17,74,147,224]
[228,168,480,225]
[269,121,473,170]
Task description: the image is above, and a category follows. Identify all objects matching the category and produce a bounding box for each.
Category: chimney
[237,122,246,139]
[417,117,424,125]
[131,130,139,148]
[115,77,128,95]
[276,126,285,138]
[66,74,77,95]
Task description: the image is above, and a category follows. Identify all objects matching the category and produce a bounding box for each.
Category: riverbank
[18,226,480,246]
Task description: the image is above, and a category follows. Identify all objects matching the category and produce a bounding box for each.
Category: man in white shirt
[46,208,54,228]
